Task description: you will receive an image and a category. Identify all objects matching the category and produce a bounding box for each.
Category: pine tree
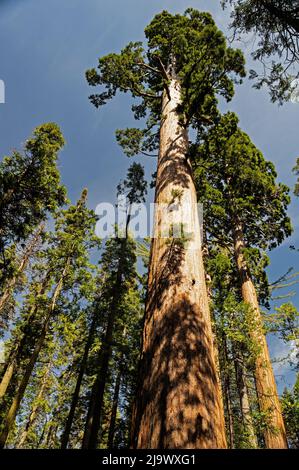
[86,8,245,448]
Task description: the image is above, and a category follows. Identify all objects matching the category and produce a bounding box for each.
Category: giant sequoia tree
[192,112,292,448]
[86,9,245,448]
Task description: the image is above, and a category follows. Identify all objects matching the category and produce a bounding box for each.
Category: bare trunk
[233,220,288,449]
[132,78,227,449]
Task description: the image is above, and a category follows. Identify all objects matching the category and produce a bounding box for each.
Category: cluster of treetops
[0,5,298,449]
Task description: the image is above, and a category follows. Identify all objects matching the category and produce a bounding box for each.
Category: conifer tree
[0,190,98,447]
[86,8,245,448]
[192,112,292,448]
[206,247,259,448]
[82,163,146,449]
[0,123,66,290]
[0,224,44,332]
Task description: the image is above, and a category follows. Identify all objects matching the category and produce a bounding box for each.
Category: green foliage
[281,374,299,448]
[0,123,66,286]
[222,0,299,103]
[193,112,292,252]
[116,162,147,205]
[86,8,245,157]
[0,123,66,249]
[265,302,299,344]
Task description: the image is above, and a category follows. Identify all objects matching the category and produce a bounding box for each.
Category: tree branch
[135,62,162,75]
[152,54,171,101]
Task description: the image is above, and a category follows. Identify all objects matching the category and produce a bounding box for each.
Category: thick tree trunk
[107,366,122,449]
[233,220,288,449]
[17,360,52,448]
[60,312,97,449]
[131,78,227,449]
[233,347,258,448]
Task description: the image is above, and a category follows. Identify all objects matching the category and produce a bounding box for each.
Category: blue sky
[0,0,298,392]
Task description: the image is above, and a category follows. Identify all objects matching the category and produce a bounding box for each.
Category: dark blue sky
[0,0,298,391]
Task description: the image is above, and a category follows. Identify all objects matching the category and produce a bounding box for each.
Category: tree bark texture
[132,78,227,449]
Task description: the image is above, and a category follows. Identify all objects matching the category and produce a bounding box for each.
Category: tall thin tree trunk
[107,366,122,449]
[81,291,119,448]
[82,223,129,448]
[0,262,68,448]
[223,335,235,449]
[16,360,52,448]
[131,77,227,449]
[60,312,97,449]
[203,236,226,433]
[233,220,288,449]
[233,346,258,448]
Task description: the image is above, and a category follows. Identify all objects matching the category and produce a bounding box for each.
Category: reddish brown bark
[233,221,288,449]
[131,78,227,449]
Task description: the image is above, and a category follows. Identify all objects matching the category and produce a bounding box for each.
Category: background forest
[0,0,298,449]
